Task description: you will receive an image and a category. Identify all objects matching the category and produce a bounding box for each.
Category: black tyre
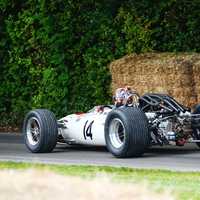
[23,109,58,153]
[192,104,200,147]
[105,107,150,158]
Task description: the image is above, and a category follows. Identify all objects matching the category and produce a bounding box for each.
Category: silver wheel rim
[26,117,41,146]
[109,118,125,148]
[197,129,200,137]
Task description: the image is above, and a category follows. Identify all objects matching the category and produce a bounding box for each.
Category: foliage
[0,0,200,127]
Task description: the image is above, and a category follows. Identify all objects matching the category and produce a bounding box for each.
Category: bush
[0,0,200,128]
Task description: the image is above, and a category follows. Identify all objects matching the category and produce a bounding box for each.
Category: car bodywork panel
[58,107,112,146]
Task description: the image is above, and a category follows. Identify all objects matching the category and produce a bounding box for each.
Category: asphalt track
[1,132,200,171]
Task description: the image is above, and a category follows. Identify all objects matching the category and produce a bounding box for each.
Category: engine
[158,120,176,144]
[146,112,193,146]
[137,93,196,146]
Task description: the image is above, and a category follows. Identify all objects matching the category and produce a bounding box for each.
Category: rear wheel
[192,104,200,147]
[23,109,58,153]
[105,107,150,158]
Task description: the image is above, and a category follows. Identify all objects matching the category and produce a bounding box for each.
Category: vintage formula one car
[23,88,200,158]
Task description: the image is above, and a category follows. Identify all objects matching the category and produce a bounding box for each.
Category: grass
[0,161,200,200]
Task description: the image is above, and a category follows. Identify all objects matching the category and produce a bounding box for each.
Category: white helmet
[114,86,139,107]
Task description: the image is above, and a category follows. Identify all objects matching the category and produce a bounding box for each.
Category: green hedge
[0,0,200,128]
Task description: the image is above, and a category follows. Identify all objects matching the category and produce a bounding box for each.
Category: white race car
[23,90,200,158]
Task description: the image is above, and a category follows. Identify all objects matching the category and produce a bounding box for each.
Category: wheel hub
[109,118,125,148]
[26,117,41,146]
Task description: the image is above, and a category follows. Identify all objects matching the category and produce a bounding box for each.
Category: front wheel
[23,109,58,153]
[104,107,150,158]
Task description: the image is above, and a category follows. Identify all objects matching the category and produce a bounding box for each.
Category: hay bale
[192,60,200,104]
[110,53,200,107]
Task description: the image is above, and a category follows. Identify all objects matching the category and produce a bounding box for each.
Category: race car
[23,87,200,158]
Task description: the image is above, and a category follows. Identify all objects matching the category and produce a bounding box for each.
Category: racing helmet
[114,86,139,107]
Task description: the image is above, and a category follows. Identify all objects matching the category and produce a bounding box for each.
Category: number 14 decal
[83,120,94,140]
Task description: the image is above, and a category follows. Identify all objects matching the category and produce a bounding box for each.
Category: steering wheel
[103,105,113,109]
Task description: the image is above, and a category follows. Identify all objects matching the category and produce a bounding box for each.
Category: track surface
[1,133,200,171]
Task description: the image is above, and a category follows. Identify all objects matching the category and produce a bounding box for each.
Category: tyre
[192,104,200,147]
[23,109,58,153]
[104,107,150,158]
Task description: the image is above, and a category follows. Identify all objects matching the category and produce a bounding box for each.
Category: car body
[57,106,113,146]
[23,92,200,158]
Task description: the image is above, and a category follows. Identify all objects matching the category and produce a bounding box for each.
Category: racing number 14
[83,120,94,140]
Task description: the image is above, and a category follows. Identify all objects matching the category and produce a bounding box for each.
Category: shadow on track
[54,143,200,156]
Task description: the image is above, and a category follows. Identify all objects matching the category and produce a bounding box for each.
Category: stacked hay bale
[193,59,200,104]
[110,53,200,107]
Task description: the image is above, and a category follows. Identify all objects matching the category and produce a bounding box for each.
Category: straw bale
[110,53,200,107]
[192,60,200,104]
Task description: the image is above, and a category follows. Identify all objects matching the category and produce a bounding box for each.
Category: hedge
[0,0,200,128]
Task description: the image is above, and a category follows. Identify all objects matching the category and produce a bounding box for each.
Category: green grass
[0,161,200,200]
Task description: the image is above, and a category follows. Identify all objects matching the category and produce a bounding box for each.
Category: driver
[114,86,138,107]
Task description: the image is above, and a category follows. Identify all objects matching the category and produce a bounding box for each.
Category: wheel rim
[109,118,125,148]
[196,129,200,138]
[26,117,41,146]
